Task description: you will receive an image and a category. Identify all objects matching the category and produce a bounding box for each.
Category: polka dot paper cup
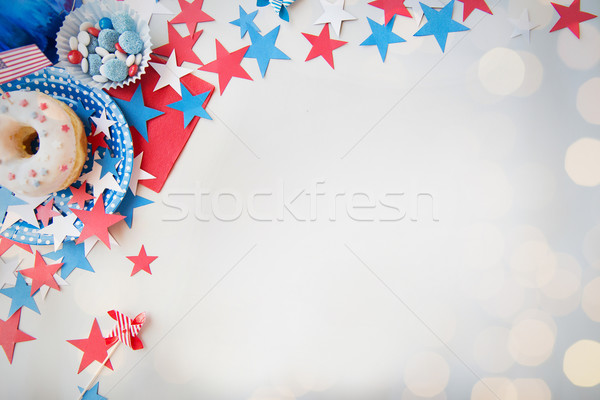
[56,0,152,90]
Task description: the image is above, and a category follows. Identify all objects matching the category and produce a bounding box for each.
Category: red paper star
[67,318,113,374]
[19,251,63,295]
[35,199,60,227]
[68,181,94,209]
[170,0,214,36]
[87,130,109,155]
[550,0,596,38]
[200,40,251,95]
[153,23,204,66]
[126,245,158,276]
[369,0,411,24]
[457,0,492,20]
[302,25,347,69]
[0,309,35,364]
[0,237,32,257]
[72,196,125,249]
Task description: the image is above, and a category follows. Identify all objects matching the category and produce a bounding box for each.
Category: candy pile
[67,14,143,84]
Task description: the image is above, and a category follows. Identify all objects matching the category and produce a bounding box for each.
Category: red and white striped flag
[0,44,53,84]
[105,310,146,350]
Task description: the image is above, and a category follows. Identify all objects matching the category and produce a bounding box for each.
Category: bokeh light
[563,340,600,387]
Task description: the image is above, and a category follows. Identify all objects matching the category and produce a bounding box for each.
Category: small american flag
[0,44,53,84]
[105,310,146,350]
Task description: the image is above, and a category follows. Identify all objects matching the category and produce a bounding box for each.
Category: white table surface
[2,0,600,399]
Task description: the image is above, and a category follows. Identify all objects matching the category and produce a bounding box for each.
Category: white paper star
[510,9,538,44]
[126,0,175,23]
[149,50,195,96]
[83,233,119,254]
[405,0,444,24]
[129,152,155,195]
[39,213,80,250]
[314,0,356,37]
[1,195,49,232]
[79,162,124,198]
[90,109,117,139]
[0,256,21,289]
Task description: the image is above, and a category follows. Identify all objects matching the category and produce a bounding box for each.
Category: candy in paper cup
[56,0,152,90]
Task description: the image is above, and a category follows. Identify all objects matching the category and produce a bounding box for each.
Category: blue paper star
[245,25,290,77]
[230,6,260,38]
[0,187,26,223]
[72,99,95,130]
[112,85,164,142]
[45,241,94,279]
[115,188,153,228]
[414,0,469,52]
[94,152,122,179]
[78,382,107,400]
[166,85,212,128]
[0,273,39,316]
[361,16,406,62]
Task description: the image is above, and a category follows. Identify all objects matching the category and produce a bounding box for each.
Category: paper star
[167,85,211,127]
[112,85,164,142]
[80,162,124,198]
[45,241,94,279]
[125,0,175,23]
[153,22,204,66]
[67,182,94,210]
[170,0,214,35]
[0,309,35,364]
[87,131,109,156]
[510,9,538,43]
[245,25,290,77]
[230,6,260,38]
[550,0,597,39]
[0,256,20,289]
[67,318,113,374]
[302,25,347,69]
[369,0,412,24]
[361,16,406,61]
[82,232,119,255]
[72,99,95,131]
[127,245,158,276]
[72,196,125,249]
[1,194,47,232]
[0,237,32,257]
[0,273,39,316]
[149,50,195,96]
[0,188,26,224]
[38,213,81,251]
[457,0,492,21]
[90,109,116,140]
[35,199,60,227]
[19,251,63,295]
[128,153,155,195]
[200,40,252,95]
[414,0,469,52]
[78,383,107,400]
[314,0,357,37]
[115,188,153,229]
[95,152,122,179]
[22,270,67,299]
[404,0,444,23]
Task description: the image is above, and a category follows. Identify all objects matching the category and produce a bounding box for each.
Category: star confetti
[550,0,597,39]
[0,237,32,257]
[314,0,356,37]
[80,162,124,199]
[45,240,94,279]
[87,131,109,156]
[153,22,204,66]
[116,188,153,229]
[35,199,60,227]
[19,251,63,295]
[0,256,20,289]
[68,182,94,209]
[127,245,158,276]
[39,213,81,251]
[90,109,116,140]
[245,25,290,77]
[170,0,214,35]
[0,309,35,364]
[414,0,469,52]
[128,153,155,195]
[126,0,175,23]
[72,99,95,131]
[72,196,126,249]
[457,0,492,21]
[0,273,39,317]
[200,40,252,94]
[67,318,114,374]
[230,5,260,38]
[302,25,347,69]
[149,50,195,96]
[78,382,107,400]
[0,187,26,224]
[404,0,444,23]
[361,16,406,62]
[167,85,212,127]
[95,152,122,179]
[1,195,48,232]
[112,85,165,142]
[369,0,412,25]
[510,9,538,44]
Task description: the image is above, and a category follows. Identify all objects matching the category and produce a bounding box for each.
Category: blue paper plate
[0,66,133,245]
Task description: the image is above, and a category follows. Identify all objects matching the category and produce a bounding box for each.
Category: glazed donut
[0,90,87,197]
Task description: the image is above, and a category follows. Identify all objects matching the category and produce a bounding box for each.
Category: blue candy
[98,28,119,52]
[102,58,128,82]
[111,13,136,34]
[118,31,143,54]
[87,35,99,54]
[88,54,102,76]
[99,17,113,30]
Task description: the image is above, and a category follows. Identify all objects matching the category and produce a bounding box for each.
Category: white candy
[77,31,90,46]
[95,22,100,29]
[135,53,142,65]
[80,22,93,31]
[102,53,115,63]
[99,64,107,77]
[95,47,109,57]
[126,54,135,67]
[81,58,89,74]
[92,74,108,83]
[69,37,78,51]
[77,43,89,58]
[115,51,127,61]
